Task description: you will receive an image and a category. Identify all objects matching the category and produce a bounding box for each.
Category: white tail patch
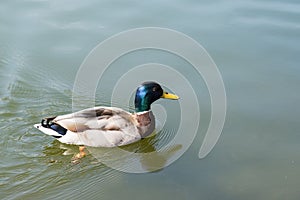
[34,123,62,137]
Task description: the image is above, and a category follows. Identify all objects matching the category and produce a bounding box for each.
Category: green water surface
[0,0,300,199]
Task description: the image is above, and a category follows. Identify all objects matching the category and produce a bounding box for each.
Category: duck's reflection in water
[87,133,182,173]
[43,133,182,173]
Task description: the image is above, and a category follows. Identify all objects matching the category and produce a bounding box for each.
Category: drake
[34,81,179,150]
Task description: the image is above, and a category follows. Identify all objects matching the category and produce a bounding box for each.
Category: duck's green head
[135,81,179,112]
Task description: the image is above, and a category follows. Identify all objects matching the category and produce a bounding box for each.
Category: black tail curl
[41,116,67,137]
[41,117,56,128]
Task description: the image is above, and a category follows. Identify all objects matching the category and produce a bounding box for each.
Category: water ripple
[234,0,300,30]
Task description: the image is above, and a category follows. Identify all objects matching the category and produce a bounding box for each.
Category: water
[1,0,300,199]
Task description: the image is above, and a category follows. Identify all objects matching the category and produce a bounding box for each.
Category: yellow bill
[161,91,179,100]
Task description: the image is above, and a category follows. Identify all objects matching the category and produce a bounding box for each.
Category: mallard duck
[34,81,179,149]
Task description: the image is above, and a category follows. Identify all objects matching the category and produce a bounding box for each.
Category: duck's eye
[153,87,157,92]
[165,92,168,94]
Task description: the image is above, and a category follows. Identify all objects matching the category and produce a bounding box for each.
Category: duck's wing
[35,106,141,147]
[52,106,136,133]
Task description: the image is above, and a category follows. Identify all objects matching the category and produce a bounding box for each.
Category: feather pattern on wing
[35,107,153,147]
